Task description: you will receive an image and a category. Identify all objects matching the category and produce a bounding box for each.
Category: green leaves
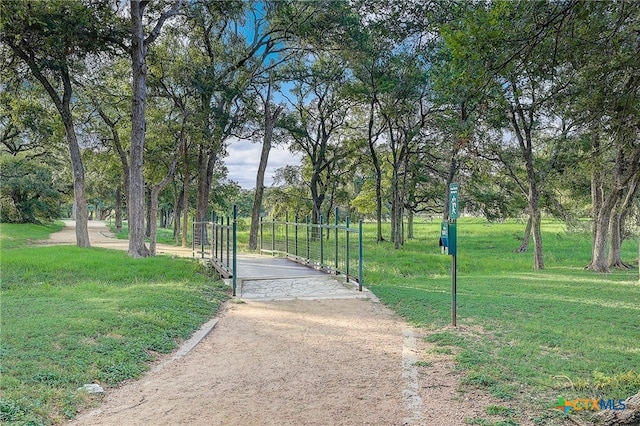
[0,156,62,223]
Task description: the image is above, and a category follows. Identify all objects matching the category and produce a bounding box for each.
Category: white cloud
[224,139,301,189]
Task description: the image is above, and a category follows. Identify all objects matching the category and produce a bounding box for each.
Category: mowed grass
[0,222,65,249]
[363,218,640,425]
[0,224,230,425]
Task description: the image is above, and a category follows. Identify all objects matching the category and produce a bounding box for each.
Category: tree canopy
[1,0,638,271]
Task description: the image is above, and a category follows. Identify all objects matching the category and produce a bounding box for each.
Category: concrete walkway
[232,255,375,301]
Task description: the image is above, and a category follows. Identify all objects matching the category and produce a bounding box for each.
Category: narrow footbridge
[192,208,367,301]
[232,255,370,301]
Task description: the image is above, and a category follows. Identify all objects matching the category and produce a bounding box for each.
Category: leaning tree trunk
[65,129,90,247]
[366,95,384,242]
[61,110,91,248]
[10,35,90,247]
[249,95,282,251]
[173,183,182,242]
[194,146,218,245]
[608,175,638,268]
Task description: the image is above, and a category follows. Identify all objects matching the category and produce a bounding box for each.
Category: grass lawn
[1,218,638,425]
[361,218,640,425]
[0,223,230,425]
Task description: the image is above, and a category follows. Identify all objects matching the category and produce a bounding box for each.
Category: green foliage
[0,0,127,61]
[1,233,230,424]
[0,156,62,223]
[365,219,640,422]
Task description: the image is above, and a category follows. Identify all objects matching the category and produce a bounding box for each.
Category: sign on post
[449,183,459,220]
[440,222,449,254]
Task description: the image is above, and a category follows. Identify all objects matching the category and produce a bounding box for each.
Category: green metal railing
[192,205,237,296]
[259,208,363,290]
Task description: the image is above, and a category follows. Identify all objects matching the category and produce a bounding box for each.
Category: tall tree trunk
[407,208,414,239]
[249,138,271,250]
[173,183,182,241]
[181,151,190,248]
[391,167,404,249]
[61,107,91,247]
[590,131,603,245]
[195,146,217,244]
[128,0,182,257]
[13,50,90,246]
[367,95,384,242]
[531,197,544,270]
[249,84,283,251]
[509,92,544,270]
[390,168,398,245]
[128,0,150,258]
[387,127,405,249]
[310,175,325,225]
[145,186,152,237]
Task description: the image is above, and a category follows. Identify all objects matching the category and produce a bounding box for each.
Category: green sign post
[449,183,459,219]
[449,183,459,327]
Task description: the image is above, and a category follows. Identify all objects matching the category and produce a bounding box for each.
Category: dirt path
[44,220,193,257]
[49,221,511,425]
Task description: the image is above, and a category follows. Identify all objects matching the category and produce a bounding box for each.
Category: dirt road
[50,221,505,425]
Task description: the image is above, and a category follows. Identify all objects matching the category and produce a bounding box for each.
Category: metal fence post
[212,212,217,260]
[232,205,237,297]
[358,219,363,291]
[200,219,205,259]
[226,215,230,267]
[320,215,324,268]
[306,215,310,262]
[217,214,221,262]
[271,218,275,256]
[285,211,289,254]
[294,214,299,258]
[335,207,339,272]
[345,216,350,282]
[259,216,263,253]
